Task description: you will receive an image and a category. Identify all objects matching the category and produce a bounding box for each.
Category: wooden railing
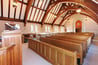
[28,38,77,65]
[0,44,15,65]
[0,30,22,65]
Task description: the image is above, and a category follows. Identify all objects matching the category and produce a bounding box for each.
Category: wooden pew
[40,37,83,65]
[47,36,87,57]
[28,38,77,65]
[53,34,91,49]
[0,30,22,65]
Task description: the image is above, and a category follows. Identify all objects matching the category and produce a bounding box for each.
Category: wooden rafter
[42,0,98,25]
[1,0,3,17]
[14,8,17,19]
[24,0,34,26]
[8,0,11,18]
[59,12,98,26]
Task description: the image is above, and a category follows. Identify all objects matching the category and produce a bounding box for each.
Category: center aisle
[22,43,52,65]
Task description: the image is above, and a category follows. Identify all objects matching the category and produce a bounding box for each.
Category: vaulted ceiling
[0,0,98,26]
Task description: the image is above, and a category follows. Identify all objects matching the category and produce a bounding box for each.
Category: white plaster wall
[0,20,65,35]
[64,14,98,35]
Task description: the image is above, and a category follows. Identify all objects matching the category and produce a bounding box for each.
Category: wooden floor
[22,43,98,65]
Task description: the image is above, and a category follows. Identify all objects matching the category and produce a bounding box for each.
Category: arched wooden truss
[42,0,98,26]
[0,0,98,26]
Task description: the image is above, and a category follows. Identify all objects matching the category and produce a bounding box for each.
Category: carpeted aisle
[22,43,52,65]
[83,44,98,65]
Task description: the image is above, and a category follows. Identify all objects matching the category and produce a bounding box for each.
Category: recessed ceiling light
[92,0,98,4]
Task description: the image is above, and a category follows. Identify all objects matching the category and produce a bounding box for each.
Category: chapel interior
[0,0,98,65]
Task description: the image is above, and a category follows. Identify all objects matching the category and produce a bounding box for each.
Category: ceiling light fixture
[13,0,18,7]
[92,0,98,4]
[76,9,81,13]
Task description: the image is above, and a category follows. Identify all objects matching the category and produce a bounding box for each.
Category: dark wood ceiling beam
[59,12,98,26]
[0,17,23,22]
[24,0,34,26]
[8,0,11,18]
[14,8,17,19]
[52,7,76,25]
[1,0,3,17]
[28,20,64,26]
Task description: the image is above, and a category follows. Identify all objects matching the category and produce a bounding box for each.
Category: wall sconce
[13,0,18,7]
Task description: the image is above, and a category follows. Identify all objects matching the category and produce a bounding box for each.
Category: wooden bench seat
[28,38,77,65]
[47,36,87,57]
[40,37,83,65]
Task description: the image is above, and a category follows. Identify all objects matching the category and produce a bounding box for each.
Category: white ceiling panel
[40,11,45,22]
[20,4,26,19]
[3,0,9,17]
[38,0,43,8]
[10,0,15,18]
[37,10,42,21]
[55,17,63,24]
[24,0,28,3]
[15,3,21,19]
[41,0,46,9]
[44,0,50,10]
[30,8,36,21]
[0,0,1,16]
[27,7,32,20]
[34,9,39,21]
[34,0,39,7]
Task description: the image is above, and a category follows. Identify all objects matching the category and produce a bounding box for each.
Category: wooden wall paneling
[20,4,26,20]
[10,0,15,18]
[1,30,22,65]
[19,0,23,20]
[8,0,11,18]
[3,0,9,17]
